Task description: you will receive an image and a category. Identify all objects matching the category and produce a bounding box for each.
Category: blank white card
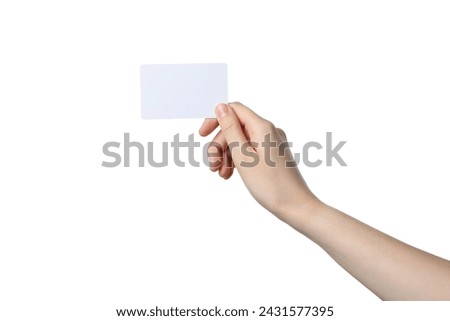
[140,63,228,119]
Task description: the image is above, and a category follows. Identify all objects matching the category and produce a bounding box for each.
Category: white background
[1,1,450,320]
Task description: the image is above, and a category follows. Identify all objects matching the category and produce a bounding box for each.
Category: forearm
[284,200,450,300]
[202,102,450,300]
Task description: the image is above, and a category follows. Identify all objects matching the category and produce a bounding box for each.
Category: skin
[199,102,450,301]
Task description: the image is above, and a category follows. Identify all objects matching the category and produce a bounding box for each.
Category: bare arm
[288,200,450,300]
[200,102,450,301]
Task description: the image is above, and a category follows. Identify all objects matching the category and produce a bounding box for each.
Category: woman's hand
[199,102,318,221]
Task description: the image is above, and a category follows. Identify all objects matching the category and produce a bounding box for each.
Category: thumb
[215,103,247,145]
[216,104,248,168]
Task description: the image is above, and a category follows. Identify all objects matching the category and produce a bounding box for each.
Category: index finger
[199,118,219,137]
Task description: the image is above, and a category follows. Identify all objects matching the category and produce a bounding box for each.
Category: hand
[199,102,318,221]
[201,102,450,300]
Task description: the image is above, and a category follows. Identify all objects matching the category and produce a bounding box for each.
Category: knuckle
[257,120,275,135]
[221,120,238,135]
[268,121,277,131]
[277,128,287,139]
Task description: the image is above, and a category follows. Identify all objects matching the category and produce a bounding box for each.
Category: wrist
[280,194,326,234]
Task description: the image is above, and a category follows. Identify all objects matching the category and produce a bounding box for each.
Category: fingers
[215,103,248,148]
[277,128,287,141]
[199,118,219,137]
[219,149,234,179]
[200,102,266,138]
[198,102,263,137]
[208,130,227,172]
[228,101,265,121]
[203,102,270,179]
[206,129,234,179]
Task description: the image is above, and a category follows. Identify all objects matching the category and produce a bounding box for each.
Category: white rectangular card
[140,63,228,119]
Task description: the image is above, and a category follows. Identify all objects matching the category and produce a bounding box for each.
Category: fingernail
[216,103,229,118]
